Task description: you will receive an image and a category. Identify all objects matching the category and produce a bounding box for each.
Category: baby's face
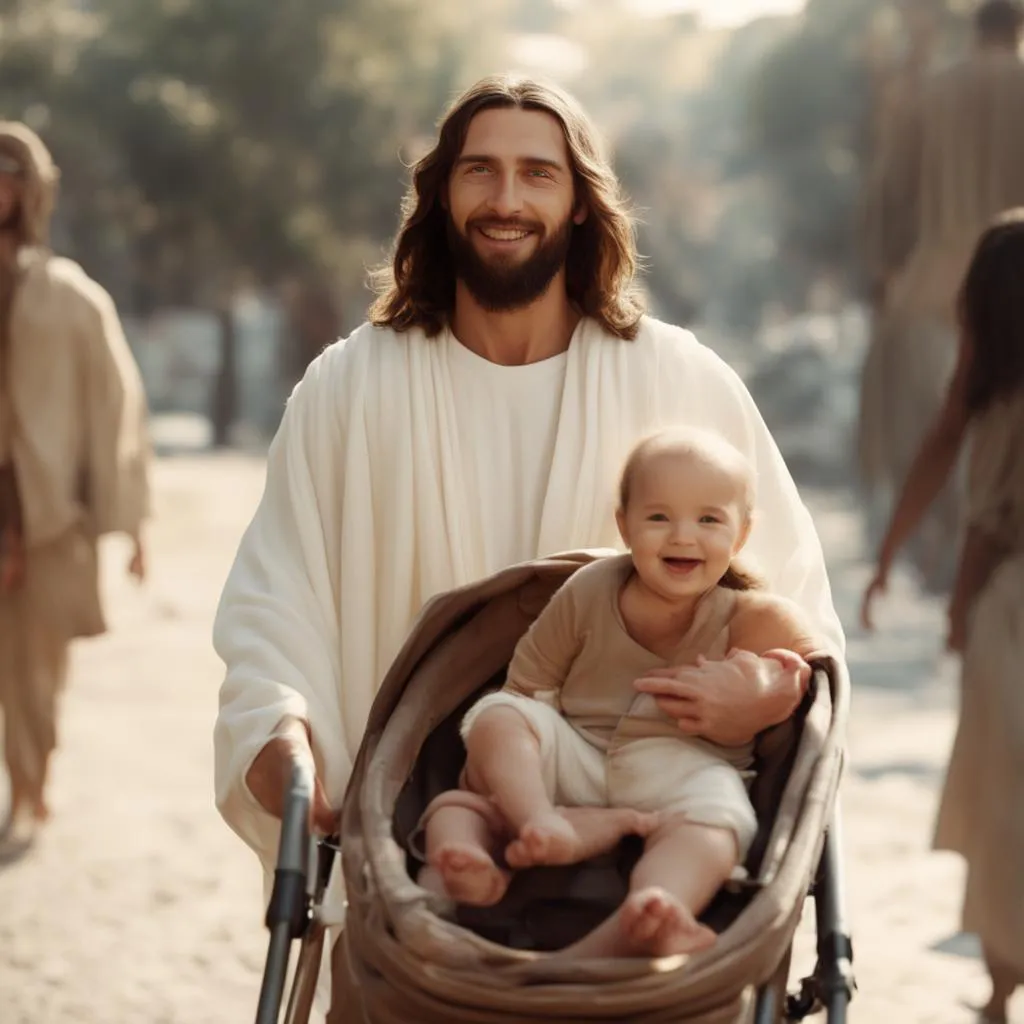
[617,450,750,602]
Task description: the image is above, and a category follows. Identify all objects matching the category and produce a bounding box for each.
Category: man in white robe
[212,75,844,1020]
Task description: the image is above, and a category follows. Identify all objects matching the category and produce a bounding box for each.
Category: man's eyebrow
[454,154,567,171]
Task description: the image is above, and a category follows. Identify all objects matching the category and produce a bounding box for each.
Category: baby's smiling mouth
[662,556,702,572]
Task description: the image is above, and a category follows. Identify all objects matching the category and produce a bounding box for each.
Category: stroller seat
[260,552,853,1024]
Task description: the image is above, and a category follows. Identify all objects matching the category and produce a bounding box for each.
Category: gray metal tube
[255,762,314,1024]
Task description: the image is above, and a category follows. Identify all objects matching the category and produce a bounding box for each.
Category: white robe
[212,316,843,996]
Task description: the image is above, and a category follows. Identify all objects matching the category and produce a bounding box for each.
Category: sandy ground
[0,449,1021,1024]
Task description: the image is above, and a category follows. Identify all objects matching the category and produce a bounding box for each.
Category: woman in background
[862,208,1024,1024]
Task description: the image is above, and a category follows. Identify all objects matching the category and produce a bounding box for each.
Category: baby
[418,426,823,959]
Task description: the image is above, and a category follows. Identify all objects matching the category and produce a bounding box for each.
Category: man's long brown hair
[368,75,645,339]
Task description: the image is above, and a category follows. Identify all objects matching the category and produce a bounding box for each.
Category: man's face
[0,173,23,233]
[445,106,586,312]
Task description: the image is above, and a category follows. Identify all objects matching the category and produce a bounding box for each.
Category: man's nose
[486,172,524,219]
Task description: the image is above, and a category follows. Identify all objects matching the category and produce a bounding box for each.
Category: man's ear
[573,201,588,226]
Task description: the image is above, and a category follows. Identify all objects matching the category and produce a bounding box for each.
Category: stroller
[256,552,854,1023]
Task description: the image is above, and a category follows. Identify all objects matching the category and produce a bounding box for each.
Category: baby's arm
[501,576,584,705]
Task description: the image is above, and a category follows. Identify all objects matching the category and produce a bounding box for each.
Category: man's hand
[128,537,146,582]
[245,716,339,835]
[634,649,805,747]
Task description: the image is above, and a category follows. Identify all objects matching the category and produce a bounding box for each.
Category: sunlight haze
[627,0,806,28]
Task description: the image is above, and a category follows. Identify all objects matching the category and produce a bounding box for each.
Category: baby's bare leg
[423,802,510,907]
[619,818,734,956]
[506,806,660,869]
[464,706,560,827]
[465,705,590,867]
[465,706,656,867]
[556,816,735,959]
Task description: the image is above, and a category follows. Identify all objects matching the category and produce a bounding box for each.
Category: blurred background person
[0,121,149,840]
[862,209,1024,1024]
[856,0,1024,593]
[857,0,940,562]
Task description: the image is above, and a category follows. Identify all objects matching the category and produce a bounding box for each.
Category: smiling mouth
[662,557,702,573]
[474,223,535,243]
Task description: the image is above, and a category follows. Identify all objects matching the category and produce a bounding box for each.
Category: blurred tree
[0,0,508,443]
[741,0,971,311]
[552,7,717,324]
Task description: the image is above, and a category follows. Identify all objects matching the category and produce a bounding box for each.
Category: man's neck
[449,276,581,366]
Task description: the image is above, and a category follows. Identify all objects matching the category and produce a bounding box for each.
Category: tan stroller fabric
[332,553,848,1022]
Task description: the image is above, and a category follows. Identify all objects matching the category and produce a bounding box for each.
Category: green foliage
[0,0,498,313]
[740,0,972,306]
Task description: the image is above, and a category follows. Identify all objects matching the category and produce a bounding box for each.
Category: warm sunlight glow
[626,0,805,28]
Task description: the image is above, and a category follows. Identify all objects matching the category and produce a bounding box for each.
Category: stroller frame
[252,553,855,1023]
[254,765,855,1024]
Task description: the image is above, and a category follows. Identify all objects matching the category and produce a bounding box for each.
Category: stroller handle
[255,761,314,1024]
[276,760,315,874]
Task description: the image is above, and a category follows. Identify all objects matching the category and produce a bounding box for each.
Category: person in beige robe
[857,0,1024,592]
[0,122,151,836]
[863,208,1024,1024]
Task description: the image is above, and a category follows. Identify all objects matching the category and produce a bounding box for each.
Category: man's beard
[446,212,573,312]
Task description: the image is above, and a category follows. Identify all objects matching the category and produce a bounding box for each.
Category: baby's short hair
[617,426,756,515]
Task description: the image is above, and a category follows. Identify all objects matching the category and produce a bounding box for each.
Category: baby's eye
[699,514,721,525]
[647,513,669,522]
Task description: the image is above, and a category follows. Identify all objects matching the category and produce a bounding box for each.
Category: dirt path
[0,454,1019,1022]
[0,453,268,1024]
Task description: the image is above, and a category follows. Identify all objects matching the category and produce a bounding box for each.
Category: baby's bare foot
[505,810,579,868]
[430,842,510,906]
[505,807,660,868]
[620,887,718,958]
